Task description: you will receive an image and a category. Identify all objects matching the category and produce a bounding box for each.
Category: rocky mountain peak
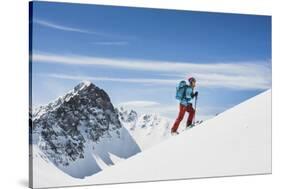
[32,81,122,167]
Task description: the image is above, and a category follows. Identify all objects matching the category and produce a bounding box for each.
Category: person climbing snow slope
[171,77,198,135]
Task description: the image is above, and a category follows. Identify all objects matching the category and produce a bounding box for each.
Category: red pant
[171,104,195,132]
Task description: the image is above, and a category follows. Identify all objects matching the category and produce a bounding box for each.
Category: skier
[171,77,198,134]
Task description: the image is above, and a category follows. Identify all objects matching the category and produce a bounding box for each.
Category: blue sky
[31,2,271,120]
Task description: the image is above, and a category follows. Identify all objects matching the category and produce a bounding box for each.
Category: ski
[186,120,203,129]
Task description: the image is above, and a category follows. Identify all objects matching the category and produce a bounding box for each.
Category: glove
[194,91,198,97]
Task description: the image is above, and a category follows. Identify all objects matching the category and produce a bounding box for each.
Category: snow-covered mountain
[31,89,271,188]
[31,81,141,179]
[117,107,171,150]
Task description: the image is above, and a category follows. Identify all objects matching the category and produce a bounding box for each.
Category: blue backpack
[175,80,187,100]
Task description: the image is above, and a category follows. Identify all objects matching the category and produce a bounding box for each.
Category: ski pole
[193,95,198,124]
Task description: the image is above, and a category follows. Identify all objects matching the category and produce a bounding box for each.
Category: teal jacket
[180,86,195,106]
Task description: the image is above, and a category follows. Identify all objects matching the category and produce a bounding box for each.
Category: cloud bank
[33,52,271,90]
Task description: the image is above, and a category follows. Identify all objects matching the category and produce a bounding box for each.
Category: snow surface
[32,90,271,188]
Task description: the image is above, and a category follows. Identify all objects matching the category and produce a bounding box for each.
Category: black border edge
[28,1,33,188]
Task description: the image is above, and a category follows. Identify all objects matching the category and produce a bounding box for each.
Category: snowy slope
[32,146,81,188]
[32,90,271,188]
[86,89,271,184]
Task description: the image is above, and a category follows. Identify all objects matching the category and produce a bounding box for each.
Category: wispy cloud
[33,52,271,90]
[36,73,178,85]
[195,73,270,90]
[92,41,129,46]
[37,72,270,90]
[34,19,92,34]
[33,19,117,37]
[33,52,270,76]
[33,19,137,40]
